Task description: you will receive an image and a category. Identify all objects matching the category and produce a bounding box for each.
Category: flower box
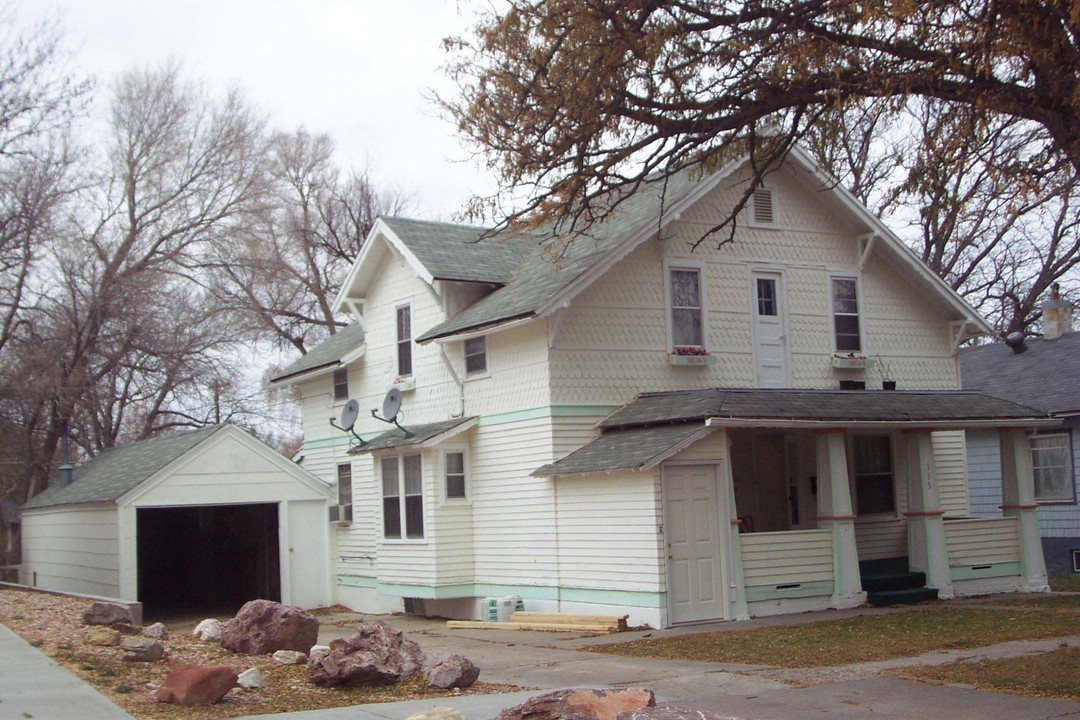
[391,377,416,392]
[830,354,875,370]
[669,353,717,366]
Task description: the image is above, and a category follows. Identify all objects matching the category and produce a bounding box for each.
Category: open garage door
[137,503,280,618]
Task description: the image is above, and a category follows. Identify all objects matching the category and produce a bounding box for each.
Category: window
[669,266,705,349]
[464,336,487,375]
[831,277,862,352]
[750,186,777,226]
[333,368,349,401]
[445,451,466,500]
[756,277,777,316]
[1030,433,1074,502]
[853,435,896,515]
[337,463,353,506]
[381,453,424,539]
[396,304,412,377]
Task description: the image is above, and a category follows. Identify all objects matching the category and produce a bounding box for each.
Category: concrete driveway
[314,608,1080,720]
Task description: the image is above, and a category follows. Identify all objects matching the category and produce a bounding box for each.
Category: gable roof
[23,425,225,510]
[379,217,532,284]
[960,331,1080,416]
[270,323,366,385]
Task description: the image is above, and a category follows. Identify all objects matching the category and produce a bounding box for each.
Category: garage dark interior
[137,503,280,619]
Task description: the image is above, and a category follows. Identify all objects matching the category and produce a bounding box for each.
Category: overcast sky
[32,0,494,220]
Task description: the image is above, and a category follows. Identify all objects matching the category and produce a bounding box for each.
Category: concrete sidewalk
[0,623,134,720]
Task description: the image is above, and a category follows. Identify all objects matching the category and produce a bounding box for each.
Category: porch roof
[532,422,710,477]
[348,416,477,454]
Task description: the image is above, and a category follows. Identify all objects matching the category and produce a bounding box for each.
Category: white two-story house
[271,146,1052,628]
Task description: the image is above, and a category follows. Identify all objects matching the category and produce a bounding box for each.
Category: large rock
[193,618,223,642]
[496,689,655,720]
[220,600,319,655]
[86,626,120,647]
[120,636,165,662]
[306,621,425,687]
[157,666,237,705]
[405,708,469,720]
[618,709,735,720]
[82,602,135,628]
[237,667,264,689]
[424,653,480,689]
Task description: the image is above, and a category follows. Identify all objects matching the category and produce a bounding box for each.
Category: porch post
[999,429,1050,592]
[718,428,750,620]
[903,430,953,598]
[815,430,863,604]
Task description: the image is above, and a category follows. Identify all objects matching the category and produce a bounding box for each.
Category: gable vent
[752,187,776,226]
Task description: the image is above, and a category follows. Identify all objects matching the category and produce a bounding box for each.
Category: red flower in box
[673,345,708,356]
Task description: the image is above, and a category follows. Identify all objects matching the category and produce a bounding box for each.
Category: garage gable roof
[22,425,225,509]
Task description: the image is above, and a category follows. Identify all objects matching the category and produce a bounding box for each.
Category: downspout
[438,345,464,418]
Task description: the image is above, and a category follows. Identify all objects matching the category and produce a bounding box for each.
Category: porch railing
[741,529,834,601]
[943,517,1021,580]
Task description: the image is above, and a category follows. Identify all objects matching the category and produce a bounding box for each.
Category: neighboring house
[20,424,334,615]
[961,304,1080,576]
[272,145,1051,628]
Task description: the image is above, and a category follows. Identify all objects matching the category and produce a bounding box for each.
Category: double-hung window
[396,304,412,377]
[381,454,424,538]
[1030,433,1075,503]
[668,265,705,350]
[852,435,896,515]
[445,450,467,500]
[337,463,353,507]
[831,277,862,353]
[333,368,349,401]
[464,336,487,375]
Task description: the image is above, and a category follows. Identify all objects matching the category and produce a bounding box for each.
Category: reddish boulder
[307,621,425,687]
[496,689,656,720]
[424,653,480,689]
[82,602,135,628]
[157,666,238,705]
[220,599,319,655]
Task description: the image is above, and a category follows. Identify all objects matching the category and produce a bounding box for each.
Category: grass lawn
[898,646,1080,702]
[588,607,1079,668]
[1049,575,1080,592]
[981,594,1080,610]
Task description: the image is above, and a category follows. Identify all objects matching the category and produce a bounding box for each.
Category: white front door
[752,271,790,387]
[665,464,729,624]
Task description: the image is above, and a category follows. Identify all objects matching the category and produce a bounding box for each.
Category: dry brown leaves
[0,587,520,720]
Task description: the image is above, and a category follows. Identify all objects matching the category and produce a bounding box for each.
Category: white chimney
[1041,284,1073,340]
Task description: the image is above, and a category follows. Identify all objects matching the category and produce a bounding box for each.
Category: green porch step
[866,586,939,607]
[861,570,927,593]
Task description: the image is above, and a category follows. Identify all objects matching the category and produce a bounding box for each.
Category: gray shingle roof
[533,422,707,477]
[22,425,225,510]
[960,331,1080,415]
[600,388,1050,428]
[381,217,534,284]
[416,170,700,343]
[270,323,366,384]
[348,417,476,454]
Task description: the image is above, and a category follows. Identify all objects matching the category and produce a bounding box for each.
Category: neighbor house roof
[960,331,1080,416]
[270,323,366,385]
[348,416,478,454]
[535,387,1055,477]
[22,425,224,510]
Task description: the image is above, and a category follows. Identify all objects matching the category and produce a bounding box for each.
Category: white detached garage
[20,424,333,615]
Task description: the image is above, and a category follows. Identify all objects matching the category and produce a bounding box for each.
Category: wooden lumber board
[511,612,628,625]
[445,620,617,633]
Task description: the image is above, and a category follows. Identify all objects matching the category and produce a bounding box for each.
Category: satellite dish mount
[329,399,367,447]
[372,387,414,438]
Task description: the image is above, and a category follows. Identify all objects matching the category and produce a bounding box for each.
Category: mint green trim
[949,562,1021,581]
[303,436,355,451]
[744,580,834,603]
[477,405,617,427]
[334,576,664,607]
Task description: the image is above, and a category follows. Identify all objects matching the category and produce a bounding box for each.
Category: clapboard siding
[741,530,833,586]
[855,519,907,560]
[933,430,970,516]
[945,517,1020,565]
[21,505,120,598]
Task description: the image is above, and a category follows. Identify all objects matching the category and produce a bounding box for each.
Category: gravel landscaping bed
[0,587,520,719]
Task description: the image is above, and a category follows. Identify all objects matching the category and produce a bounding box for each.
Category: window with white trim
[852,435,896,515]
[1030,433,1074,503]
[381,453,424,538]
[464,336,487,375]
[336,463,353,507]
[445,450,467,500]
[831,277,862,353]
[669,266,705,350]
[333,368,349,401]
[396,304,412,377]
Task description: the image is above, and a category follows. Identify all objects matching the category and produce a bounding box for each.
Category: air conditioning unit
[328,504,353,525]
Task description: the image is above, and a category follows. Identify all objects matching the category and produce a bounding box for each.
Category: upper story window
[333,367,349,401]
[668,264,705,350]
[464,336,487,375]
[852,435,896,515]
[445,450,467,500]
[396,304,413,377]
[1030,432,1075,503]
[337,462,353,507]
[831,276,862,353]
[381,453,424,539]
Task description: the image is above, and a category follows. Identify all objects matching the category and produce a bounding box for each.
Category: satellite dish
[339,400,360,431]
[382,388,402,421]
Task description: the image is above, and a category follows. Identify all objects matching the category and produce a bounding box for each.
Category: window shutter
[752,187,775,225]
